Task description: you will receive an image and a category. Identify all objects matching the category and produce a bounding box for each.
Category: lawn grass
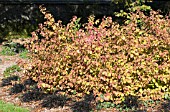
[0,100,29,112]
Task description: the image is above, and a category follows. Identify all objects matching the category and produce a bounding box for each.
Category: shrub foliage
[23,6,170,103]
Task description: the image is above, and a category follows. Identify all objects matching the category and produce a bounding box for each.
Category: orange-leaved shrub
[23,6,170,103]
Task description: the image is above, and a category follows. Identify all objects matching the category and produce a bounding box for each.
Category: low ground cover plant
[19,49,29,59]
[0,41,27,56]
[22,5,170,105]
[0,46,16,56]
[3,65,21,77]
[0,41,29,60]
[0,100,29,112]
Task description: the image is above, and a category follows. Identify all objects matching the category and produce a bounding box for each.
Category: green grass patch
[0,41,29,57]
[0,46,16,56]
[19,50,29,59]
[0,100,29,112]
[3,65,21,77]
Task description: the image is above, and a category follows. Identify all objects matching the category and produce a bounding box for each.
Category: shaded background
[0,1,169,42]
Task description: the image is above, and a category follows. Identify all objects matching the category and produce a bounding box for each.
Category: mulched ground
[0,42,170,112]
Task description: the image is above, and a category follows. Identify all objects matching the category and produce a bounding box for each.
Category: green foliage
[0,21,34,41]
[22,5,170,104]
[19,50,29,59]
[0,46,16,56]
[96,99,162,111]
[0,42,27,56]
[0,6,42,41]
[112,0,150,8]
[4,65,21,77]
[0,100,29,112]
[2,31,31,40]
[114,0,151,21]
[96,102,115,110]
[164,93,170,100]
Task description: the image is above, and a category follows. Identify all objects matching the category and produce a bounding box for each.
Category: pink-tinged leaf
[118,75,121,79]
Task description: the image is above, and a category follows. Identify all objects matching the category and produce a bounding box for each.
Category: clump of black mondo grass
[9,84,25,94]
[71,93,96,112]
[23,78,37,86]
[41,94,70,108]
[0,76,19,87]
[20,87,46,102]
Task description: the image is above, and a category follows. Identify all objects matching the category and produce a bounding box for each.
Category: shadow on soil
[1,76,95,111]
[41,94,70,108]
[18,78,47,102]
[114,95,170,111]
[121,95,140,108]
[1,76,170,111]
[119,95,147,111]
[71,93,96,112]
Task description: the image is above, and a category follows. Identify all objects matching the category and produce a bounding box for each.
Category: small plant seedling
[19,50,29,59]
[96,101,115,110]
[3,65,21,77]
[164,93,170,100]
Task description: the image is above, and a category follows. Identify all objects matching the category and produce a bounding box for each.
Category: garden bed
[0,39,170,112]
